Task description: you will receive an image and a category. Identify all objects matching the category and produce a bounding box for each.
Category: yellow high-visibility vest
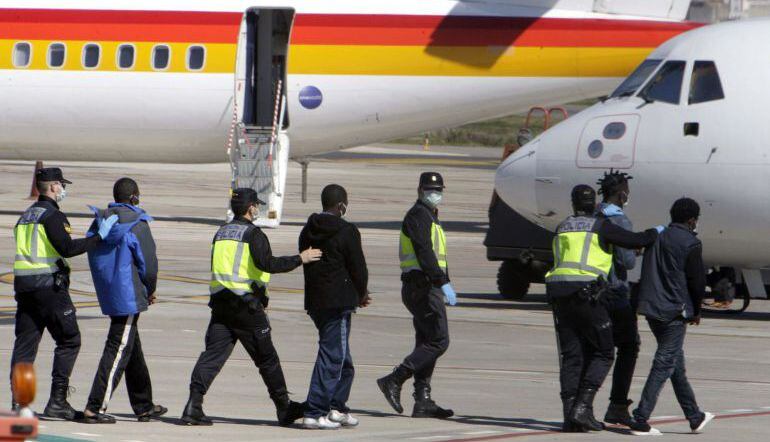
[399,221,447,273]
[14,206,68,290]
[545,216,613,283]
[209,223,271,297]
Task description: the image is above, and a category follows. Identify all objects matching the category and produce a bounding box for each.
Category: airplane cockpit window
[689,61,725,104]
[48,43,65,68]
[13,42,31,68]
[153,45,170,70]
[187,46,205,71]
[638,60,686,105]
[610,59,661,98]
[83,44,100,68]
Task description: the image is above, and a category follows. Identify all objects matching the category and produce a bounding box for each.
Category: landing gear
[704,267,750,313]
[497,260,530,300]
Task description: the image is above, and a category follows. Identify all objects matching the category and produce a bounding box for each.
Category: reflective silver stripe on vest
[233,242,245,279]
[545,274,601,283]
[14,254,60,265]
[209,285,250,296]
[553,262,609,278]
[14,268,58,276]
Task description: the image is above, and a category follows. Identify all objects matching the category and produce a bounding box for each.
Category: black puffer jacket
[299,213,368,311]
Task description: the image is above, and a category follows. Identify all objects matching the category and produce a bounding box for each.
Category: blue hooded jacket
[87,203,157,317]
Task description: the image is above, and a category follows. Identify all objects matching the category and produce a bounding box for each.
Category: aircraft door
[235,8,294,128]
[576,114,640,169]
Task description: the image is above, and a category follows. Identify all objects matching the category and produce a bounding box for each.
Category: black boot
[561,395,586,433]
[43,384,84,421]
[569,388,604,431]
[376,365,412,414]
[604,399,633,425]
[412,385,453,419]
[273,395,304,427]
[181,391,212,426]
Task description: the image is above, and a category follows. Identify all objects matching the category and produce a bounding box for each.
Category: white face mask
[249,206,260,220]
[422,190,443,208]
[620,191,630,207]
[340,203,348,218]
[55,187,67,202]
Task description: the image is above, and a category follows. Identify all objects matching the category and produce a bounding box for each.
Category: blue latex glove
[97,214,119,240]
[601,204,624,217]
[655,225,666,234]
[441,283,457,306]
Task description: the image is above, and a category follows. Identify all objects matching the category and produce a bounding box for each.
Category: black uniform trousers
[552,295,615,399]
[86,314,153,415]
[608,300,640,404]
[189,301,288,401]
[400,273,450,390]
[11,289,81,390]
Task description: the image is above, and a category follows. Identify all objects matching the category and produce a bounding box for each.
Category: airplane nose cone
[495,141,538,219]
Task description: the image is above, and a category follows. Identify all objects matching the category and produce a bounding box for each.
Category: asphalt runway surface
[0,144,768,441]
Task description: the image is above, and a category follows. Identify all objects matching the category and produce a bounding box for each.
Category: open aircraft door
[231,8,295,227]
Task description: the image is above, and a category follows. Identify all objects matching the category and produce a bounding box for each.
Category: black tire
[497,260,530,300]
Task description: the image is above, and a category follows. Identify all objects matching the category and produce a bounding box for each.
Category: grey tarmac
[0,144,768,441]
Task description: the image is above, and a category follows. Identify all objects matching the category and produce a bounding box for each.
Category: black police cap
[571,184,596,206]
[35,167,71,184]
[231,188,265,206]
[419,172,445,190]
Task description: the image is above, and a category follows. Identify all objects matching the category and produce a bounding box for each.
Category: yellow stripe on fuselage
[0,39,235,73]
[289,45,653,77]
[0,39,651,78]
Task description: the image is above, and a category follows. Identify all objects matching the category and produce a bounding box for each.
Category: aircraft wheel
[497,260,530,300]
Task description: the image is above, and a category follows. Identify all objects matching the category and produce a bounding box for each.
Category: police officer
[377,172,455,419]
[181,188,322,427]
[11,167,118,419]
[595,170,640,425]
[546,185,660,432]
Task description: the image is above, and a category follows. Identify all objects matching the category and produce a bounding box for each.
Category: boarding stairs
[228,81,289,228]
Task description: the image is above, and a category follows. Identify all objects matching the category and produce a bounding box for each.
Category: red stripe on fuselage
[292,15,700,47]
[0,9,699,47]
[0,9,241,43]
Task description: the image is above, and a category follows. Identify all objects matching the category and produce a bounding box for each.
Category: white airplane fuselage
[0,0,695,162]
[496,19,770,270]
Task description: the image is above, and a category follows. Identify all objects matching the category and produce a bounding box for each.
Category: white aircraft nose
[494,142,538,219]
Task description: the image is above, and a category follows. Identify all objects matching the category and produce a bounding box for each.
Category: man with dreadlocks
[595,169,640,426]
[545,185,662,433]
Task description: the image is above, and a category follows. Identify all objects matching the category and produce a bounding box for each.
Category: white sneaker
[328,410,359,427]
[302,416,341,430]
[631,427,662,436]
[691,412,714,433]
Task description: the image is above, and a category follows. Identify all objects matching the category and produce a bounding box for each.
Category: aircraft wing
[458,0,693,21]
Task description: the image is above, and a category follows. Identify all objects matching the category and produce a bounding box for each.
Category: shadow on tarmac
[450,414,561,431]
[457,293,551,311]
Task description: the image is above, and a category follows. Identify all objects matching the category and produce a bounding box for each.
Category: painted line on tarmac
[439,409,770,442]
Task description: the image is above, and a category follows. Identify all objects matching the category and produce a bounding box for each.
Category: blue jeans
[633,317,702,424]
[305,309,354,418]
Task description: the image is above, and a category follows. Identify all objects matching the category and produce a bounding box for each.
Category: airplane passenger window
[610,59,661,98]
[83,44,100,68]
[118,44,135,69]
[152,45,170,70]
[13,42,32,68]
[48,43,66,68]
[187,45,205,70]
[689,61,725,104]
[638,60,686,105]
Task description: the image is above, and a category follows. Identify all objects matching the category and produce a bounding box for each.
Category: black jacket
[299,213,368,311]
[402,200,449,288]
[637,223,705,321]
[209,218,302,312]
[546,215,659,298]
